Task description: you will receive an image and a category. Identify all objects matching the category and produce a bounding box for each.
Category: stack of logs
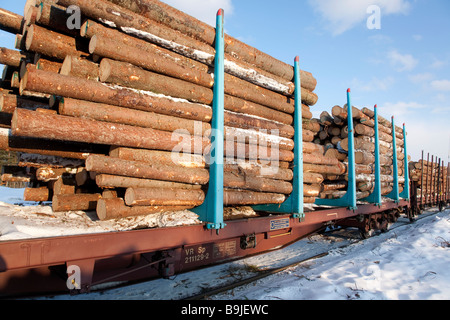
[0,0,323,221]
[306,104,407,200]
[410,158,448,205]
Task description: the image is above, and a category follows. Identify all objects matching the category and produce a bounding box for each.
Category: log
[60,56,99,80]
[303,153,340,166]
[103,0,317,91]
[0,47,25,68]
[223,190,285,206]
[35,58,63,73]
[95,174,203,190]
[11,108,209,154]
[0,93,49,113]
[36,1,80,36]
[25,24,89,60]
[124,188,205,206]
[59,97,211,137]
[96,197,193,220]
[303,162,346,175]
[23,187,51,202]
[110,147,206,168]
[0,127,108,160]
[36,167,77,182]
[52,176,76,195]
[223,172,293,194]
[0,8,24,34]
[86,155,210,185]
[17,152,84,168]
[223,163,293,181]
[304,172,324,184]
[52,193,101,212]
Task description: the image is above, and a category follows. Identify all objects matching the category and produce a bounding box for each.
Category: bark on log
[25,24,89,60]
[95,174,203,190]
[0,8,24,34]
[36,1,80,36]
[86,155,210,185]
[96,197,193,220]
[0,93,50,113]
[0,47,25,68]
[52,193,101,212]
[36,167,76,182]
[223,190,285,206]
[52,176,76,195]
[60,55,99,80]
[59,97,211,137]
[0,127,107,160]
[110,147,206,168]
[223,172,293,194]
[124,187,205,206]
[103,0,317,91]
[224,163,293,181]
[36,58,63,73]
[23,187,51,202]
[11,108,209,154]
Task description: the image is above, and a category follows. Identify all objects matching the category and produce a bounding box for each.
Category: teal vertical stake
[315,89,357,210]
[191,9,225,231]
[251,56,304,219]
[361,105,382,206]
[387,117,400,203]
[399,123,410,200]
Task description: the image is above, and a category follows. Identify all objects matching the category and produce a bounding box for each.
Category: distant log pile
[410,158,448,204]
[0,0,322,221]
[306,104,408,200]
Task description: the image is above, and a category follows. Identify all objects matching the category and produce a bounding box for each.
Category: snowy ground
[1,186,449,301]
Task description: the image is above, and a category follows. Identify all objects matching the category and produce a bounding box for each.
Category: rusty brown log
[322,182,347,192]
[21,67,212,122]
[24,5,39,27]
[303,163,346,175]
[25,24,89,60]
[96,197,193,220]
[60,56,99,80]
[11,109,209,154]
[355,151,375,165]
[224,173,292,194]
[64,0,317,92]
[86,155,210,185]
[223,141,294,162]
[80,19,299,96]
[224,190,285,206]
[21,68,297,130]
[0,8,24,34]
[124,188,205,207]
[36,167,77,182]
[52,193,101,212]
[17,152,84,168]
[304,172,324,184]
[36,1,80,36]
[52,176,76,195]
[15,34,26,51]
[1,173,31,183]
[103,0,317,91]
[109,147,206,168]
[58,98,211,137]
[303,142,325,154]
[223,163,293,181]
[95,174,203,190]
[303,153,340,166]
[224,127,294,151]
[0,127,108,160]
[0,93,49,113]
[23,187,51,202]
[35,57,63,73]
[0,47,25,68]
[97,50,306,113]
[98,57,303,115]
[340,137,375,153]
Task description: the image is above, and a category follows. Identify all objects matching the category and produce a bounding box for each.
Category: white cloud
[431,79,450,91]
[382,101,426,117]
[412,34,422,41]
[387,49,418,72]
[352,76,395,92]
[160,0,234,27]
[408,72,434,84]
[308,0,410,35]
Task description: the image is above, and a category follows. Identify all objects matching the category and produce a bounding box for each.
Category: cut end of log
[88,35,97,55]
[24,24,34,51]
[60,56,73,76]
[98,58,112,83]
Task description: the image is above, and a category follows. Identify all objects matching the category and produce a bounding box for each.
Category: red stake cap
[217,9,224,16]
[347,88,351,93]
[295,56,300,62]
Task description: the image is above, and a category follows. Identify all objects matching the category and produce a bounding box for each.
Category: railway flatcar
[0,0,446,298]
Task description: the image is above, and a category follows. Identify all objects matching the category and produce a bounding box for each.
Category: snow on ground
[212,209,450,300]
[1,186,449,300]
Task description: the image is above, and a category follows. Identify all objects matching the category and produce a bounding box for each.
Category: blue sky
[1,0,450,163]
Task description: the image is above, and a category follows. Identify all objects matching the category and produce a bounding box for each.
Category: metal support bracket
[191,9,226,231]
[399,123,410,200]
[315,89,357,211]
[252,56,304,221]
[361,105,382,207]
[386,117,400,203]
